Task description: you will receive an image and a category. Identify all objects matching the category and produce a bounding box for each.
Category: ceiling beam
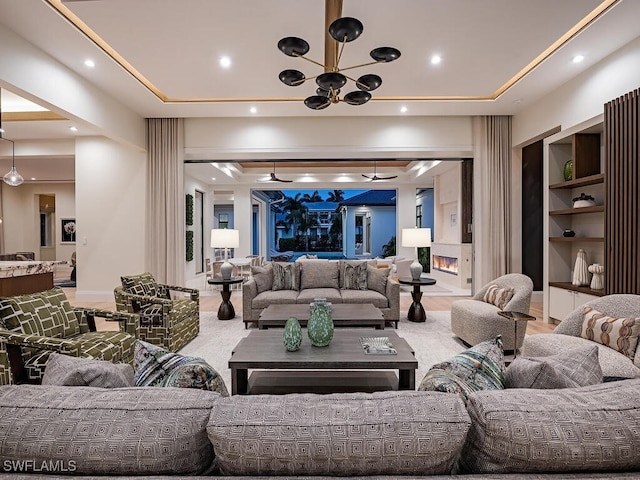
[324,0,342,71]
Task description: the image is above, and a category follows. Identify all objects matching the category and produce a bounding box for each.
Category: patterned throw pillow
[271,262,299,291]
[418,336,506,401]
[42,353,134,388]
[341,262,368,290]
[580,306,640,360]
[133,340,228,396]
[505,345,603,389]
[121,272,158,297]
[482,284,514,310]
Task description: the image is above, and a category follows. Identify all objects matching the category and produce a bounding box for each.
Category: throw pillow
[341,261,368,290]
[418,336,506,401]
[367,264,389,295]
[251,263,273,293]
[121,272,158,297]
[271,262,299,291]
[41,353,134,388]
[505,345,603,389]
[133,340,228,396]
[482,284,514,310]
[580,306,640,361]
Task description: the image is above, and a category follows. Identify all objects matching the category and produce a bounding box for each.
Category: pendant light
[0,89,23,187]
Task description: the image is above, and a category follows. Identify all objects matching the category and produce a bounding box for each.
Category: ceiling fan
[265,162,292,183]
[362,161,398,181]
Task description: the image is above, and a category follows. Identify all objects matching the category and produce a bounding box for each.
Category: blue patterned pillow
[418,336,506,401]
[133,340,228,396]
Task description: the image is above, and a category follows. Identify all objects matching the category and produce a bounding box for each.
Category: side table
[497,311,537,358]
[397,277,436,323]
[207,276,244,320]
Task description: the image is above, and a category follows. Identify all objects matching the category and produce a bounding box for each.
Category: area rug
[179,311,467,393]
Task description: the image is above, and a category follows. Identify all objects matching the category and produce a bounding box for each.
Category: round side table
[398,277,437,323]
[207,276,244,320]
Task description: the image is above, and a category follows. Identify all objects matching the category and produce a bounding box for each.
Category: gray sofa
[1,381,640,478]
[242,260,400,328]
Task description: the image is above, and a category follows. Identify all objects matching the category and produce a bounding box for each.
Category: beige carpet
[179,310,467,393]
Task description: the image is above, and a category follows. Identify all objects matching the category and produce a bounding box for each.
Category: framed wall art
[61,218,76,244]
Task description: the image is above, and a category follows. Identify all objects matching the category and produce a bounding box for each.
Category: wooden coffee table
[228,329,417,395]
[258,303,385,330]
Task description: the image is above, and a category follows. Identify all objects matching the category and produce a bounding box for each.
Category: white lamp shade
[401,228,432,248]
[211,228,240,248]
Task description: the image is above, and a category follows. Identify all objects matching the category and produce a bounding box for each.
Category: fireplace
[433,255,459,275]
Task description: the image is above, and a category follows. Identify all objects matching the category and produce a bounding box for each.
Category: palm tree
[282,193,307,247]
[298,211,320,251]
[326,189,344,203]
[302,190,323,203]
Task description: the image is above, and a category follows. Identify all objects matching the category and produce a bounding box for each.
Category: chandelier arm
[293,53,328,70]
[340,73,368,90]
[334,38,347,71]
[337,60,383,73]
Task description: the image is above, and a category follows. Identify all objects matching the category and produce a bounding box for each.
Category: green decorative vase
[307,301,334,347]
[283,317,302,352]
[563,159,573,181]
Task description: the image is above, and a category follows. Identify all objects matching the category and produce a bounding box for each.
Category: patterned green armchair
[0,287,136,385]
[114,272,199,352]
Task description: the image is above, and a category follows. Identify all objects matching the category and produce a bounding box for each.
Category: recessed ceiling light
[31,177,36,181]
[0,127,4,133]
[250,107,257,114]
[219,56,232,69]
[69,126,78,132]
[211,177,216,181]
[84,59,95,68]
[572,54,585,63]
[431,55,441,65]
[400,106,408,113]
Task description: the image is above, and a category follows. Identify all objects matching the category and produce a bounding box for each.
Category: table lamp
[401,227,431,281]
[211,229,239,280]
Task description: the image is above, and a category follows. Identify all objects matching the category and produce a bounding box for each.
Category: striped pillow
[482,284,514,310]
[342,262,368,290]
[580,306,640,360]
[272,262,299,291]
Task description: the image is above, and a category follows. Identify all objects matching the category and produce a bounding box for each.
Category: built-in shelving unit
[543,116,606,323]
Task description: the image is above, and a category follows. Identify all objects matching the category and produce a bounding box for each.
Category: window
[416,204,422,228]
[218,213,229,229]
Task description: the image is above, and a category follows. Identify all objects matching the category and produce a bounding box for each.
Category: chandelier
[277,17,400,110]
[0,89,23,187]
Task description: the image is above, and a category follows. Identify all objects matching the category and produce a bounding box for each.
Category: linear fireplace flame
[433,255,459,275]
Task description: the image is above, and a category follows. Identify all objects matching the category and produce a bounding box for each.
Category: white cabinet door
[549,287,576,321]
[574,292,599,310]
[549,287,600,322]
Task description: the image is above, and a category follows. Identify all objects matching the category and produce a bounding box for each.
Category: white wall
[1,182,74,262]
[513,36,640,146]
[185,116,473,160]
[74,137,146,301]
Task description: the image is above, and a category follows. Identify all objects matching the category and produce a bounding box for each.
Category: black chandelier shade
[278,16,400,110]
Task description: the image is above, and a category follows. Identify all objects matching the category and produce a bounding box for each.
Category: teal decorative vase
[283,317,302,352]
[307,301,334,347]
[563,160,573,181]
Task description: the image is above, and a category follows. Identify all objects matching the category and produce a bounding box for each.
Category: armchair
[114,272,199,352]
[450,273,534,351]
[523,294,640,379]
[0,287,136,384]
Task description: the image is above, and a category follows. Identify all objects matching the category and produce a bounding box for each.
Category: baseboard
[531,290,543,303]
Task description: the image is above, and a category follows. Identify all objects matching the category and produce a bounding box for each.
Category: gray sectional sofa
[242,260,400,327]
[1,381,640,478]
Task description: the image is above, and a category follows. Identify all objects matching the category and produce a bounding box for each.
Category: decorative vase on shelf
[563,160,573,181]
[283,317,302,352]
[572,249,590,287]
[572,192,596,208]
[588,264,605,290]
[563,229,576,237]
[307,300,334,347]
